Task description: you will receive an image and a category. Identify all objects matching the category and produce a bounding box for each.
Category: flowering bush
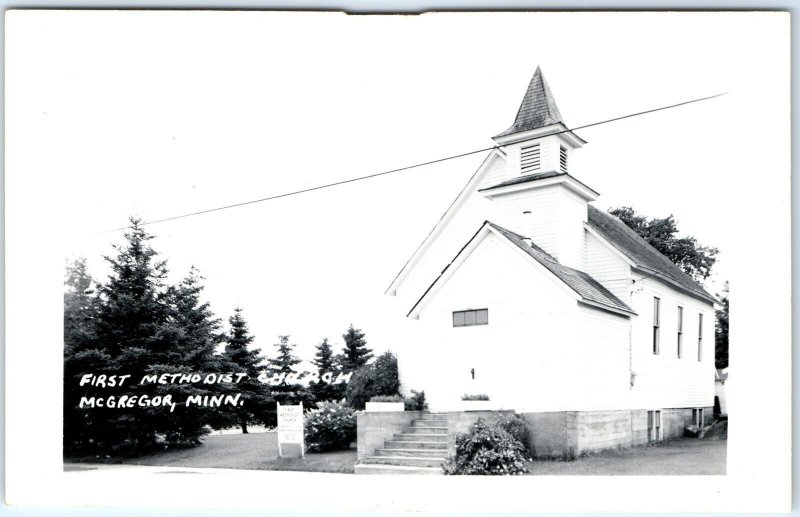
[303,400,357,452]
[442,419,530,475]
[497,413,531,452]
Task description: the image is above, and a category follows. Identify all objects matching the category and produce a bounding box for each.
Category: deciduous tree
[608,206,718,283]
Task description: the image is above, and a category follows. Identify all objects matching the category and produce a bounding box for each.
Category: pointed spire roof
[495,66,565,138]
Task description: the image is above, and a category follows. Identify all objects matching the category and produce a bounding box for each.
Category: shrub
[303,400,356,452]
[497,413,531,453]
[404,390,428,411]
[442,418,530,475]
[345,351,400,410]
[461,393,490,401]
[369,394,404,403]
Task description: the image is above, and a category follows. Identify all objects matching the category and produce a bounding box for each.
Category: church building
[385,67,717,454]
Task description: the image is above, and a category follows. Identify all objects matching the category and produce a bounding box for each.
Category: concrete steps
[353,464,442,475]
[375,448,448,458]
[356,412,449,475]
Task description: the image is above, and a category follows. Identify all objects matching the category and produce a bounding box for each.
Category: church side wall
[629,276,716,411]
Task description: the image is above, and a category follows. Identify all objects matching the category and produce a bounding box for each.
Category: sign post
[277,401,304,458]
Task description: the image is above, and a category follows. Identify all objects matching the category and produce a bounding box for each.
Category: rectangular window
[647,410,662,443]
[559,146,568,173]
[520,143,541,174]
[453,309,488,327]
[677,306,683,358]
[692,408,705,427]
[653,297,661,355]
[698,313,704,362]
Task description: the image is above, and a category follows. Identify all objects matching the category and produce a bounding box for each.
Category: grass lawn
[66,432,725,476]
[525,438,726,475]
[86,432,356,473]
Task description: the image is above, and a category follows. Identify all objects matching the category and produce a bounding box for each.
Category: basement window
[647,410,662,443]
[453,309,488,327]
[520,143,541,174]
[692,408,705,427]
[560,146,568,173]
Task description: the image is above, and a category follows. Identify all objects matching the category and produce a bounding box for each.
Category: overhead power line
[105,92,727,233]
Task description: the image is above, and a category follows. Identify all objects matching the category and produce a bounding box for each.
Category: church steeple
[495,66,565,138]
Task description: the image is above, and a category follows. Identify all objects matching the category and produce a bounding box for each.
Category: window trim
[647,409,662,443]
[453,308,489,328]
[698,313,704,362]
[677,306,684,358]
[653,297,661,355]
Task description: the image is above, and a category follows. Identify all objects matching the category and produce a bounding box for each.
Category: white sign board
[276,402,304,457]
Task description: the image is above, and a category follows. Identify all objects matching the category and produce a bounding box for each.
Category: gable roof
[386,148,506,295]
[586,205,717,304]
[408,220,635,318]
[495,66,564,138]
[488,223,635,316]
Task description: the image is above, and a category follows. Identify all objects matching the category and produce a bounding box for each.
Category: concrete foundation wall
[446,410,515,456]
[521,411,578,459]
[522,406,715,457]
[357,410,421,460]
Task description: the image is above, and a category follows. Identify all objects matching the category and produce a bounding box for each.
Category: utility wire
[105,92,727,233]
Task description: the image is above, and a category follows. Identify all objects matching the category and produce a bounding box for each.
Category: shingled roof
[488,222,635,315]
[478,170,599,196]
[586,206,717,304]
[495,66,565,138]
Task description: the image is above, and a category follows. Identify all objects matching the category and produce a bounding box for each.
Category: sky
[6,10,789,368]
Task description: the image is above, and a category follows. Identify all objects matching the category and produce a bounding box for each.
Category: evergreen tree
[222,308,271,433]
[90,218,175,452]
[264,335,314,426]
[64,258,107,455]
[152,268,230,443]
[310,338,346,402]
[339,324,373,373]
[313,338,335,374]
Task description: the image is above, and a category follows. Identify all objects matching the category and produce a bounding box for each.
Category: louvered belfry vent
[560,146,568,173]
[520,143,541,173]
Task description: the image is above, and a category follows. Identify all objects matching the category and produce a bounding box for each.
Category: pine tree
[64,258,107,455]
[223,308,271,433]
[310,338,345,402]
[264,335,314,426]
[339,324,373,372]
[90,218,175,452]
[153,267,230,443]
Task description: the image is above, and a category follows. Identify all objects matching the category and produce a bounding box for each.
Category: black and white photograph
[4,9,791,513]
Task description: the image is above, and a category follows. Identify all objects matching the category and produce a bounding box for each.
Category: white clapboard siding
[629,277,716,410]
[584,230,632,304]
[406,231,588,412]
[570,306,632,411]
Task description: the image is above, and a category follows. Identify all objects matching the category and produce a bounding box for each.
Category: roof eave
[578,299,636,318]
[632,265,718,305]
[493,123,587,147]
[480,173,600,201]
